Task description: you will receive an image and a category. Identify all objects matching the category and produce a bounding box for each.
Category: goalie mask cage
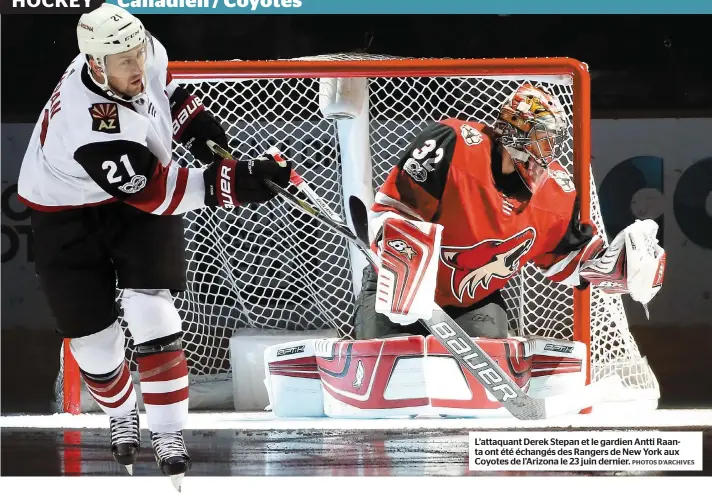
[57,55,660,414]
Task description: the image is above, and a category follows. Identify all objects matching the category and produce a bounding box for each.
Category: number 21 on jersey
[103,154,147,194]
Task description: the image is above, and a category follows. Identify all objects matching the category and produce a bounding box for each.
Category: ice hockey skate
[151,431,192,492]
[109,404,140,475]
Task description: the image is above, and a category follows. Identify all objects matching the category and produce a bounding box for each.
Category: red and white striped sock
[136,349,190,433]
[82,361,137,417]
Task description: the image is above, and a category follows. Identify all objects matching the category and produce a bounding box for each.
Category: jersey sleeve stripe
[151,163,180,215]
[165,71,179,99]
[125,160,172,213]
[126,162,194,216]
[162,168,189,216]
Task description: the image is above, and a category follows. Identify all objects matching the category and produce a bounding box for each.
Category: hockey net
[57,55,659,413]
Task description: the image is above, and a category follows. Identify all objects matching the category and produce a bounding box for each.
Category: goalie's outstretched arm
[533,197,666,313]
[532,196,605,287]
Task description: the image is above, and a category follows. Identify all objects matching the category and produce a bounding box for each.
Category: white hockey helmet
[77,3,148,101]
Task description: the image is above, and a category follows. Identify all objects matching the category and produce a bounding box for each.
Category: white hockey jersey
[18,35,206,215]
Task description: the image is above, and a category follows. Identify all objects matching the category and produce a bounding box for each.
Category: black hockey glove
[203,154,292,208]
[170,86,228,165]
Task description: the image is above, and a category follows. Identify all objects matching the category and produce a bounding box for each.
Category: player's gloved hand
[203,154,292,208]
[170,86,229,165]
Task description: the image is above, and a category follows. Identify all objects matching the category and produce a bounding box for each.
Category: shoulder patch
[549,169,575,193]
[90,103,121,134]
[460,124,483,146]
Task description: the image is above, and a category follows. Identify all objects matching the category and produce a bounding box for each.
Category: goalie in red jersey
[354,83,667,340]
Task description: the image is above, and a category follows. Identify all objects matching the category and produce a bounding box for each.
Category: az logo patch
[90,103,120,134]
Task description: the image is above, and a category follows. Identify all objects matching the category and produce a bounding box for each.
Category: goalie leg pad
[265,336,587,418]
[69,321,137,417]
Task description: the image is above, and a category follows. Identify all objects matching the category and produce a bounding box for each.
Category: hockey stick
[207,141,621,420]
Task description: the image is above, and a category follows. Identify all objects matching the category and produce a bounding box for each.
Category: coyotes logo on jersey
[440,227,536,302]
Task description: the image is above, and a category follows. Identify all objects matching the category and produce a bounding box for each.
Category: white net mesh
[56,55,659,411]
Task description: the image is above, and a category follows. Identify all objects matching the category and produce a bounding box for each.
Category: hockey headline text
[12,0,91,6]
[2,0,104,12]
[469,431,703,472]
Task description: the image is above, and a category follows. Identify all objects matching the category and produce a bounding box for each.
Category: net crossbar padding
[56,55,659,414]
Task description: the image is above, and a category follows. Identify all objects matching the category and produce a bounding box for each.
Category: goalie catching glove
[580,219,666,317]
[372,213,443,325]
[203,153,292,208]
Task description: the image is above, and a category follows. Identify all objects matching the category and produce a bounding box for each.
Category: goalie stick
[207,140,621,420]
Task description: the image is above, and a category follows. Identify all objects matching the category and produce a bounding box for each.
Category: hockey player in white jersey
[17,3,290,488]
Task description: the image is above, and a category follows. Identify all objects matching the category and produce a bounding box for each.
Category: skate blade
[170,473,185,492]
[125,464,133,476]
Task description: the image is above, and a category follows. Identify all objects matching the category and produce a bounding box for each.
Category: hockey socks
[136,348,190,433]
[82,361,137,417]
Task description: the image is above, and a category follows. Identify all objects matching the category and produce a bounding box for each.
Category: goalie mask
[77,3,149,103]
[495,83,569,193]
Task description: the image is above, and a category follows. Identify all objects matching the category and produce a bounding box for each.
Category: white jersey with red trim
[18,35,204,215]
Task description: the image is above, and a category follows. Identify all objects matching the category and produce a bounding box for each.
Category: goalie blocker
[263,334,594,418]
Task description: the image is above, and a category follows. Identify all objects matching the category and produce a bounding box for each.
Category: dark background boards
[3,14,712,121]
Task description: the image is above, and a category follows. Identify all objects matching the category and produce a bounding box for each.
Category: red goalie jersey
[371,118,604,309]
